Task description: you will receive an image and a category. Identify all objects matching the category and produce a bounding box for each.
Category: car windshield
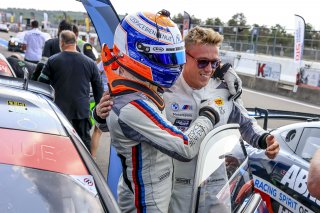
[194,127,253,213]
[0,164,105,213]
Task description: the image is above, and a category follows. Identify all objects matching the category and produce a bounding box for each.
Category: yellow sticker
[7,101,26,107]
[214,98,224,106]
[85,46,92,50]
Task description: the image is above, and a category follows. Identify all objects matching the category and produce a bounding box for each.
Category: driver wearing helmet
[95,11,220,212]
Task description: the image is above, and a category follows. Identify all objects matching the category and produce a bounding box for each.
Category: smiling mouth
[200,73,211,77]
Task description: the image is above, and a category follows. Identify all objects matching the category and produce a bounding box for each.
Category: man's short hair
[184,26,224,50]
[58,20,72,36]
[59,30,76,45]
[31,20,39,28]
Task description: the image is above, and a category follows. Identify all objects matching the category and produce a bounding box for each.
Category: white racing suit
[97,92,214,212]
[164,76,268,213]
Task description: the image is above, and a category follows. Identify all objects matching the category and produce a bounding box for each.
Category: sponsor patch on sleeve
[173,119,192,128]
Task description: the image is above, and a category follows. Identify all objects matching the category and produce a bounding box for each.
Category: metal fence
[198,25,320,62]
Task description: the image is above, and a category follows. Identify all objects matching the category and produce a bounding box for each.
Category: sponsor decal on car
[7,100,26,107]
[71,175,98,196]
[253,175,314,213]
[281,165,320,205]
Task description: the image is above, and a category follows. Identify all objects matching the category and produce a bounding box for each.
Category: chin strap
[101,44,165,111]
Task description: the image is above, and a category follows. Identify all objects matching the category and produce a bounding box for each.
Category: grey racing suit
[164,75,268,213]
[97,92,214,213]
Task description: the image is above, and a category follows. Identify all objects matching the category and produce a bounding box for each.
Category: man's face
[183,44,219,89]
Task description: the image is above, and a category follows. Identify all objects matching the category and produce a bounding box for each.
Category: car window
[296,127,320,161]
[279,127,303,153]
[0,164,105,213]
[193,125,253,213]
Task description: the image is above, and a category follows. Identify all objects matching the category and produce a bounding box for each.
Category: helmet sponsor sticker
[70,175,98,196]
[253,175,316,213]
[136,42,185,54]
[127,14,174,44]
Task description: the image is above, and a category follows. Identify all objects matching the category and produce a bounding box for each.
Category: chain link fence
[198,25,320,62]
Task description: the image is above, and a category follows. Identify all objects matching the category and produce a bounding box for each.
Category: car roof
[273,121,320,133]
[0,85,66,135]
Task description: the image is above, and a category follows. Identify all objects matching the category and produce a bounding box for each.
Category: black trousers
[71,118,92,152]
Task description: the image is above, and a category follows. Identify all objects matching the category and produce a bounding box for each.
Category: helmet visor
[136,42,186,67]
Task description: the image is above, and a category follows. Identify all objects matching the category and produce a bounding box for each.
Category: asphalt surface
[1,30,320,179]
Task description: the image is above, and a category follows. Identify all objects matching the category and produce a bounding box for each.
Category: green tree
[171,13,184,24]
[191,15,202,25]
[227,13,247,26]
[205,18,214,26]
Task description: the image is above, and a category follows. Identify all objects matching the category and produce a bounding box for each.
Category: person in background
[72,24,97,61]
[6,54,36,78]
[38,30,103,152]
[23,20,46,64]
[42,20,79,57]
[308,149,320,199]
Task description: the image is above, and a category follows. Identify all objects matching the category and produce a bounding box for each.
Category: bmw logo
[171,103,179,111]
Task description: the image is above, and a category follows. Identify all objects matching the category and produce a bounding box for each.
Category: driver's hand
[265,135,280,159]
[96,91,113,119]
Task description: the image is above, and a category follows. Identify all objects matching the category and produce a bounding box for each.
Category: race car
[247,108,320,213]
[8,32,26,52]
[191,124,268,212]
[0,75,120,213]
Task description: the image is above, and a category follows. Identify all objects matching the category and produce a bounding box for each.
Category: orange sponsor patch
[214,97,224,106]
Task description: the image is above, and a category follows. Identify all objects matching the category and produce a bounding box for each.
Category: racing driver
[95,10,221,212]
[164,26,279,212]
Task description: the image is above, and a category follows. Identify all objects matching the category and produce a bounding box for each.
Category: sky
[1,0,320,31]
